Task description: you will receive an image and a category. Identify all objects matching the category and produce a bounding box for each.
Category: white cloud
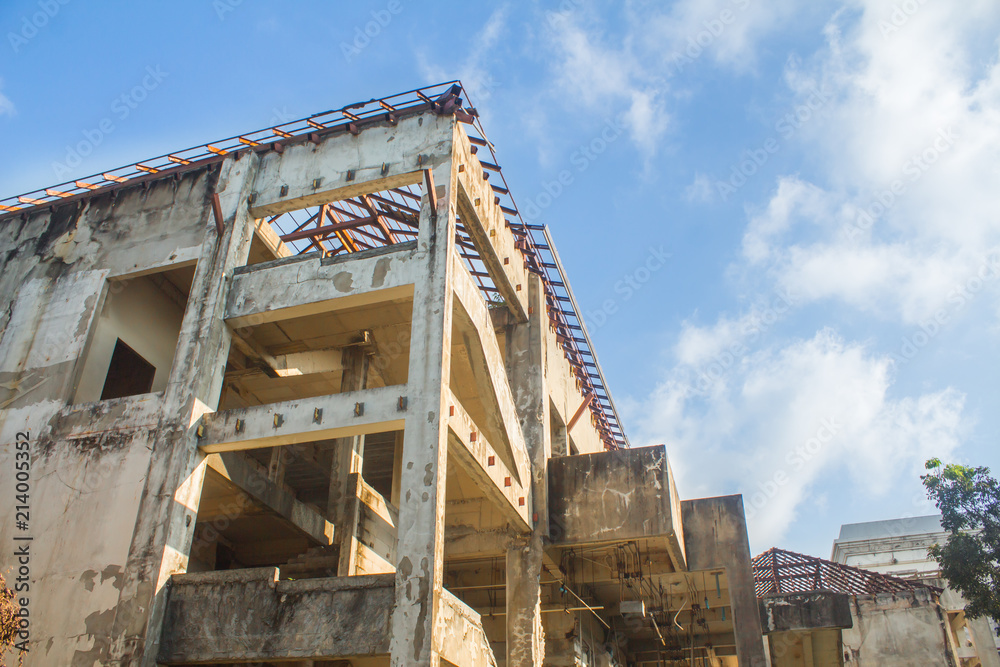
[544,10,669,159]
[539,1,809,162]
[640,0,801,72]
[740,1,1000,324]
[630,328,965,549]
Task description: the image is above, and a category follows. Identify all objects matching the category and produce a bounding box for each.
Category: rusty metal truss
[0,81,628,450]
[752,547,940,597]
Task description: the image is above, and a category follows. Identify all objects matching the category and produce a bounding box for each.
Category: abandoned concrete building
[832,516,1000,667]
[0,82,769,666]
[753,546,1000,667]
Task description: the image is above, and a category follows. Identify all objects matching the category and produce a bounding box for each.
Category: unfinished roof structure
[752,547,938,597]
[752,548,999,667]
[0,82,766,667]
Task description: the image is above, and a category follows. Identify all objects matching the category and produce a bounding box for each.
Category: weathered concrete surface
[931,577,1000,667]
[505,274,549,667]
[682,495,767,667]
[226,241,419,328]
[107,150,263,667]
[0,99,658,667]
[158,569,395,663]
[548,445,685,568]
[205,452,334,545]
[436,588,499,667]
[447,388,531,529]
[200,384,408,451]
[0,166,219,667]
[249,112,451,218]
[842,588,956,666]
[452,249,531,484]
[760,592,853,633]
[389,148,455,667]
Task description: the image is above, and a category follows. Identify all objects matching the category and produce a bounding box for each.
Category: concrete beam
[205,453,334,545]
[249,112,454,217]
[199,385,408,452]
[226,242,418,328]
[448,390,531,531]
[453,127,529,322]
[451,250,530,485]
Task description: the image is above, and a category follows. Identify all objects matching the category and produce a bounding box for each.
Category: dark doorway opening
[100,339,156,400]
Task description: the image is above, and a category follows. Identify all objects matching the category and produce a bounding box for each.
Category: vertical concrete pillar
[107,152,261,667]
[328,345,369,575]
[505,273,550,667]
[389,150,456,667]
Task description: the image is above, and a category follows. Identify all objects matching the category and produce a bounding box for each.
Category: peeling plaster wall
[842,589,955,667]
[0,168,213,667]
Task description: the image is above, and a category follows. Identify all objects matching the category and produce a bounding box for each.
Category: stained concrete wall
[759,592,853,634]
[547,444,684,566]
[0,168,215,667]
[158,569,395,663]
[842,588,955,666]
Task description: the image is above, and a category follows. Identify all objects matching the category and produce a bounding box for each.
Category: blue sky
[2,0,999,558]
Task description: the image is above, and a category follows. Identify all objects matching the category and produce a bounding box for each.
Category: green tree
[923,458,1000,632]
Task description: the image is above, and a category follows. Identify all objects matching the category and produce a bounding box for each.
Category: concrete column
[505,273,550,667]
[107,152,261,667]
[681,496,769,667]
[328,345,369,574]
[389,154,456,667]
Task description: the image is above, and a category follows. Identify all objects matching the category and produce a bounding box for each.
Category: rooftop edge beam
[453,128,529,323]
[248,113,454,218]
